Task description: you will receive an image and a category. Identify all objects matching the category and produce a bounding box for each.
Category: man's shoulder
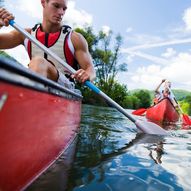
[31,23,41,32]
[62,25,72,34]
[71,30,85,39]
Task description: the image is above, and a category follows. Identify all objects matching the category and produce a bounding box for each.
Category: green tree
[131,95,141,109]
[75,27,98,55]
[102,79,129,106]
[75,27,127,86]
[178,95,191,115]
[181,102,190,114]
[133,90,151,108]
[122,96,133,109]
[183,95,191,115]
[78,80,129,107]
[123,95,140,109]
[94,30,127,89]
[75,27,128,106]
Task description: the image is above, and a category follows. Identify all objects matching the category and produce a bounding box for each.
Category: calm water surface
[27,104,191,191]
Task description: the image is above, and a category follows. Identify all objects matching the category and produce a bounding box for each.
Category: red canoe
[0,57,82,191]
[146,97,180,124]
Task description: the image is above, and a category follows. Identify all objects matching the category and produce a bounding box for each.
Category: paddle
[9,20,168,135]
[168,86,191,126]
[132,108,147,116]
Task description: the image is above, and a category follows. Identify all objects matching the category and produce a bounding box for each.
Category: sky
[1,0,191,91]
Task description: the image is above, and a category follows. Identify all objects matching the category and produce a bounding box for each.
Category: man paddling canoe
[153,79,178,108]
[0,0,96,86]
[1,1,170,135]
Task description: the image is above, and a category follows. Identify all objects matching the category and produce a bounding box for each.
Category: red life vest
[24,24,78,74]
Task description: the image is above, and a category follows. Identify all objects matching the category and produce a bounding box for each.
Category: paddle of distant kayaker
[0,0,96,86]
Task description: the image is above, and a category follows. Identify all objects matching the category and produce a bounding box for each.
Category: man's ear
[41,0,46,8]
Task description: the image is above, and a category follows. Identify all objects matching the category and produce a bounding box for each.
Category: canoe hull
[0,57,82,191]
[146,98,179,124]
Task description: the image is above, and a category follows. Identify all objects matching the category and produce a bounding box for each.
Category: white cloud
[123,6,191,52]
[161,53,191,83]
[64,1,93,28]
[16,0,42,19]
[101,25,111,36]
[123,50,169,65]
[161,48,176,58]
[124,38,191,52]
[126,54,134,64]
[183,7,191,31]
[5,0,93,28]
[125,34,163,47]
[131,65,162,87]
[119,52,191,91]
[5,0,42,20]
[126,27,133,33]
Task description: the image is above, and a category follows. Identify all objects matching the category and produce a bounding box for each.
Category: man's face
[43,0,67,24]
[163,88,169,97]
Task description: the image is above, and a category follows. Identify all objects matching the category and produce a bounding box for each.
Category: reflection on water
[27,104,191,191]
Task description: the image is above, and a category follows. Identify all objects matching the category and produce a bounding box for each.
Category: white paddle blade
[135,120,168,135]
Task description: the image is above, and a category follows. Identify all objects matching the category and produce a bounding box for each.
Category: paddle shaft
[167,87,183,112]
[9,20,137,124]
[86,81,136,122]
[167,85,191,125]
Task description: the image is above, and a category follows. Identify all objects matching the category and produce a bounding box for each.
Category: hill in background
[130,89,191,101]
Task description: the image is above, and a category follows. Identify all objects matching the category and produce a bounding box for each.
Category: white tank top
[24,24,78,74]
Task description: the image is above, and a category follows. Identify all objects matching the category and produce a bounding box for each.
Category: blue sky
[1,0,191,91]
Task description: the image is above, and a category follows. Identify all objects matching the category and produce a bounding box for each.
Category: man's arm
[0,30,25,49]
[0,7,24,49]
[155,79,166,94]
[71,31,96,83]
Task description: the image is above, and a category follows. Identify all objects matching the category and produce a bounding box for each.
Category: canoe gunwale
[0,57,82,100]
[152,97,177,110]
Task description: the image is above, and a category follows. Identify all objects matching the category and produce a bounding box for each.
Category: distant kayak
[146,97,180,124]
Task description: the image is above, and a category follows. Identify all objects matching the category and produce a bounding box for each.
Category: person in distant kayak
[153,79,178,108]
[0,0,96,86]
[153,79,167,104]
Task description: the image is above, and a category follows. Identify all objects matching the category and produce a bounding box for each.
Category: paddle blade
[135,120,168,135]
[132,108,147,116]
[182,114,191,126]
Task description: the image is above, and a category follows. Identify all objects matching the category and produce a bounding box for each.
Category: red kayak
[0,57,82,191]
[146,97,180,124]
